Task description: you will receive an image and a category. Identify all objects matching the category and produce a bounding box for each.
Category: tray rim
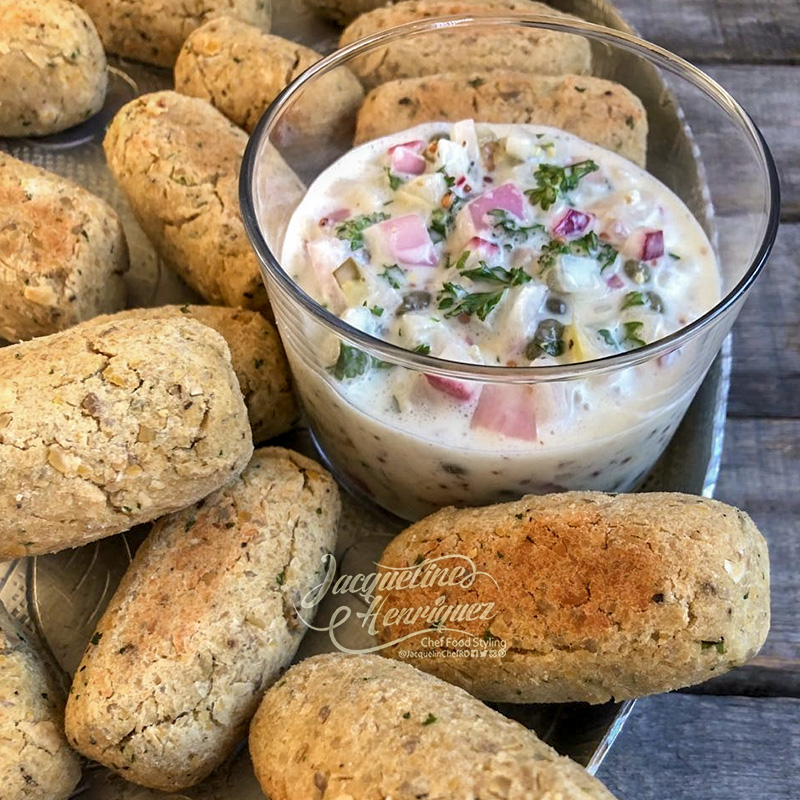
[0,0,735,787]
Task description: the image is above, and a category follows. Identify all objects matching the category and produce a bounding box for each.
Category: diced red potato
[470,383,538,441]
[390,142,427,176]
[466,183,526,232]
[388,140,425,155]
[364,214,438,267]
[425,374,477,401]
[551,208,594,239]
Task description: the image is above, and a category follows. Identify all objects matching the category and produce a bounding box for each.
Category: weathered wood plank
[613,0,800,64]
[727,223,799,418]
[684,66,800,221]
[680,656,800,698]
[715,418,800,668]
[597,694,800,798]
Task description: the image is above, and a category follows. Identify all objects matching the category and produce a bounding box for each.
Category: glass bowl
[240,15,779,522]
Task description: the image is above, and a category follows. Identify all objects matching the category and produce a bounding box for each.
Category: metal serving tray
[0,0,729,795]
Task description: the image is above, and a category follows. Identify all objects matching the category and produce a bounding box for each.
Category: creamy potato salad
[281,121,721,519]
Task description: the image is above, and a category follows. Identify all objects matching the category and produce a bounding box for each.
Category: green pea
[526,318,565,359]
[624,259,651,284]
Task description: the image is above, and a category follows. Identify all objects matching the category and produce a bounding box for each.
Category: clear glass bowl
[240,15,779,521]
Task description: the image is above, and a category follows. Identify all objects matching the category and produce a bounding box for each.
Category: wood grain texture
[597,0,798,794]
[680,656,800,698]
[715,418,800,666]
[727,223,800,418]
[613,0,800,64]
[596,694,800,798]
[703,66,800,221]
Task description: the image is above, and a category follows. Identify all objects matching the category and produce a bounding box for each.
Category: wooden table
[592,1,800,796]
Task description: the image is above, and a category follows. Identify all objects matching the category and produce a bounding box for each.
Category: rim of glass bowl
[240,14,780,384]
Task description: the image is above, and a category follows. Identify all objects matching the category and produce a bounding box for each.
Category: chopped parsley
[329,343,373,380]
[598,329,616,347]
[385,168,404,191]
[621,321,647,348]
[422,713,438,725]
[413,343,431,355]
[448,251,470,272]
[329,342,392,381]
[369,305,385,317]
[525,160,599,210]
[459,262,532,286]
[489,209,545,239]
[598,321,647,351]
[621,291,664,313]
[701,640,726,654]
[378,264,404,289]
[538,231,618,273]
[276,571,286,586]
[437,167,456,188]
[428,207,451,241]
[335,212,389,251]
[437,283,505,321]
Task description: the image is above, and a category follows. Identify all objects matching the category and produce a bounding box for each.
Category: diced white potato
[396,172,448,208]
[434,138,471,179]
[451,119,480,169]
[492,282,547,342]
[504,131,554,162]
[549,254,606,295]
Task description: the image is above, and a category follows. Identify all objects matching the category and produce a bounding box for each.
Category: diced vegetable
[545,295,567,315]
[391,142,427,176]
[623,228,665,262]
[335,212,390,251]
[452,119,480,168]
[307,238,350,313]
[642,230,665,260]
[465,237,500,257]
[388,140,425,155]
[425,374,476,401]
[364,214,438,267]
[526,319,565,359]
[397,291,432,315]
[466,183,526,232]
[399,173,448,208]
[333,257,360,287]
[551,208,594,239]
[470,384,538,441]
[549,254,605,294]
[624,259,651,284]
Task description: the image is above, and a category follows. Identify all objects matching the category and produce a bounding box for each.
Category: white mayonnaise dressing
[280,121,721,520]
